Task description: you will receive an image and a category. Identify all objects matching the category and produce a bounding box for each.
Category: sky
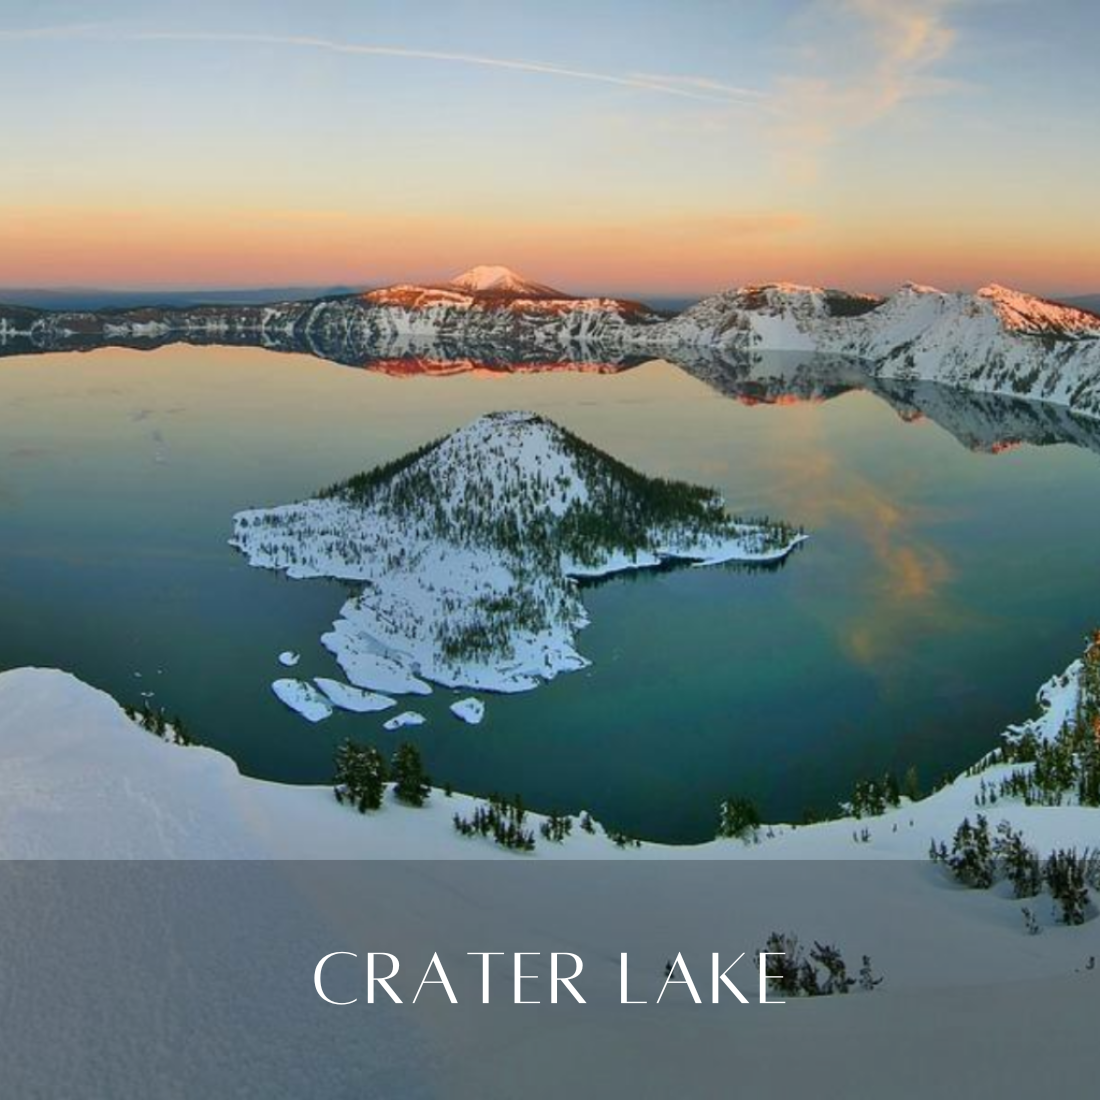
[1,0,1097,296]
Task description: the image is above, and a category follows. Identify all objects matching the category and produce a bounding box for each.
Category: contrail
[0,24,766,104]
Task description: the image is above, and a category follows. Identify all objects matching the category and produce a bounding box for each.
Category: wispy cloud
[771,0,961,181]
[0,24,766,106]
[627,72,768,102]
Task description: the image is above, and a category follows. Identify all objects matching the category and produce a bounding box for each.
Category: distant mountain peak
[448,265,566,298]
[746,281,825,295]
[897,281,948,296]
[977,283,1100,336]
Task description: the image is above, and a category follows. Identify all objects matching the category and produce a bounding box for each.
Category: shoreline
[0,638,1092,861]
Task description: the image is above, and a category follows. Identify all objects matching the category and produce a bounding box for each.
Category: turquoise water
[3,344,1100,842]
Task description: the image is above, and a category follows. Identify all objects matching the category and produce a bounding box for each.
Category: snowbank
[1,653,1095,866]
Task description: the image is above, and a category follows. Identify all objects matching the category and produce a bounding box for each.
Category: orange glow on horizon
[2,204,1097,296]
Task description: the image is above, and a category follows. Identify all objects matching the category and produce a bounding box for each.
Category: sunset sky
[1,0,1097,296]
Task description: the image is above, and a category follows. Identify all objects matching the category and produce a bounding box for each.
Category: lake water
[3,344,1100,842]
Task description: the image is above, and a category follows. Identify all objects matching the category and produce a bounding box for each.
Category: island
[231,410,805,702]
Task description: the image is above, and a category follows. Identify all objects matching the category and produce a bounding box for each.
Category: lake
[3,343,1100,842]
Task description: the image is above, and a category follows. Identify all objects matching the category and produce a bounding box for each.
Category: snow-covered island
[231,411,805,698]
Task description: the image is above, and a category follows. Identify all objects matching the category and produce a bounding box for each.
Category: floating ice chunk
[278,651,301,667]
[383,710,427,731]
[322,625,432,696]
[314,678,397,714]
[271,679,332,723]
[450,697,485,725]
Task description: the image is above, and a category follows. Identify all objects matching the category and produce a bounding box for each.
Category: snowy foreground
[1,649,1096,868]
[2,654,1099,1096]
[233,411,804,701]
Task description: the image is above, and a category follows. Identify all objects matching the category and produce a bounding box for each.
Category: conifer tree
[858,956,883,991]
[810,942,854,995]
[717,796,762,841]
[993,821,1042,898]
[391,742,431,806]
[947,814,995,888]
[1044,848,1090,925]
[334,739,388,812]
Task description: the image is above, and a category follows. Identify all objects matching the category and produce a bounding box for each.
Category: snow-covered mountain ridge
[631,281,1100,420]
[3,271,1100,419]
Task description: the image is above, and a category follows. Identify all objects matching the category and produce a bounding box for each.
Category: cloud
[627,73,768,102]
[771,0,960,181]
[0,24,766,106]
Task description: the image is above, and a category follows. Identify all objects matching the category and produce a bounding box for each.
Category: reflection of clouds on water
[130,405,185,422]
[767,416,979,675]
[151,428,168,465]
[1,447,50,506]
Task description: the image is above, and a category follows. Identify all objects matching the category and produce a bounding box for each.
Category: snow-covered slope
[2,662,1099,1095]
[231,411,803,697]
[829,284,1100,415]
[0,266,660,363]
[448,264,564,298]
[635,283,882,353]
[1,634,1096,867]
[635,282,1100,420]
[5,275,1100,420]
[331,265,659,350]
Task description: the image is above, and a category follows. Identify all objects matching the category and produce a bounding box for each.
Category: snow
[1,643,1099,1100]
[232,412,803,698]
[7,278,1100,1092]
[1,661,1098,1091]
[270,679,332,723]
[448,264,561,297]
[630,280,1100,421]
[277,650,300,667]
[102,320,170,338]
[452,264,522,290]
[6,275,1100,421]
[0,649,1095,867]
[450,697,485,725]
[978,283,1100,336]
[319,622,434,696]
[313,677,397,714]
[383,710,427,731]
